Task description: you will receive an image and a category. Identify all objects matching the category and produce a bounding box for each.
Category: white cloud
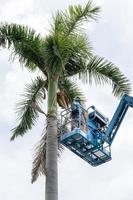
[0,0,33,20]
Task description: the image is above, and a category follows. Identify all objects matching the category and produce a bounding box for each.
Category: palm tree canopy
[0,2,131,94]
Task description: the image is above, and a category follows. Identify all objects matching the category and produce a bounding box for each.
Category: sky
[0,0,133,200]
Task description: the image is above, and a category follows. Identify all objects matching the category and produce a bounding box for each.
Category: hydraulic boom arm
[105,94,133,145]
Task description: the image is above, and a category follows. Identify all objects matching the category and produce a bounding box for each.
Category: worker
[71,97,87,131]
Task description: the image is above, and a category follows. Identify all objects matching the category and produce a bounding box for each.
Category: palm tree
[0,1,131,200]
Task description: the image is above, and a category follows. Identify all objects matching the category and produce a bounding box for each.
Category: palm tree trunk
[45,75,58,200]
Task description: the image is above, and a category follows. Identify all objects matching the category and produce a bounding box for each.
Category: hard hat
[74,96,81,102]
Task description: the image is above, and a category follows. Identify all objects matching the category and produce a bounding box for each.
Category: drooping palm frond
[0,23,46,73]
[78,56,131,97]
[11,77,46,140]
[57,90,69,109]
[31,126,47,183]
[59,78,86,105]
[31,123,63,183]
[57,78,85,109]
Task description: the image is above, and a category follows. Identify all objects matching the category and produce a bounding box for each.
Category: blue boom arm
[105,94,133,145]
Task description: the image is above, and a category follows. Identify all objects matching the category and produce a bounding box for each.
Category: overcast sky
[0,0,133,200]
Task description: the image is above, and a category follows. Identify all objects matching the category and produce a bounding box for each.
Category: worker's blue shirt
[71,101,83,120]
[71,101,81,112]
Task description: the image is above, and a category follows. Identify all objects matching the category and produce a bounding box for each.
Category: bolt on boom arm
[105,94,133,145]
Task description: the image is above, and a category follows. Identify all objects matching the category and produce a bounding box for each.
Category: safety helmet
[74,96,80,102]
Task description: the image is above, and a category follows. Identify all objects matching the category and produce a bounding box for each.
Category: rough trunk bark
[45,75,58,200]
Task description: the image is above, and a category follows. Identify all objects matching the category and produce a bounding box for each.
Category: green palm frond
[11,77,46,140]
[51,11,64,35]
[43,35,65,75]
[64,1,100,35]
[44,31,91,75]
[79,56,131,97]
[65,55,86,76]
[0,23,46,73]
[59,78,86,104]
[65,33,92,63]
[53,1,100,36]
[31,123,63,183]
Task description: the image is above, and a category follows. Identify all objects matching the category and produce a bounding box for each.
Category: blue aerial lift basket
[60,95,133,166]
